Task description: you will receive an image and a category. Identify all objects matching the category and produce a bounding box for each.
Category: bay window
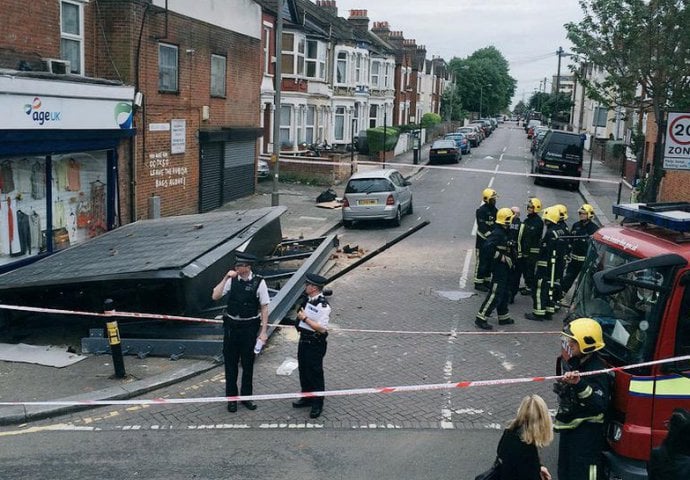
[306,40,327,80]
[336,52,347,84]
[281,32,305,76]
[334,107,345,141]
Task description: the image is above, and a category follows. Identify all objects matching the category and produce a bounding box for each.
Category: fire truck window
[675,286,690,358]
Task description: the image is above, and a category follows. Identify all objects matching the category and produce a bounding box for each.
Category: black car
[531,130,584,190]
[429,139,460,164]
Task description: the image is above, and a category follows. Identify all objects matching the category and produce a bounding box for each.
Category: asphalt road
[0,123,577,479]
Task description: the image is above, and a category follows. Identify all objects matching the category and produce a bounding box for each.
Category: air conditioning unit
[43,58,71,74]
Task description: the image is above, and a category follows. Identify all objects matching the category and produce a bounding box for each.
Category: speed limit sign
[664,112,690,170]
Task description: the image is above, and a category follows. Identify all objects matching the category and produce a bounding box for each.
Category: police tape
[0,302,561,336]
[1,354,689,407]
[269,157,622,185]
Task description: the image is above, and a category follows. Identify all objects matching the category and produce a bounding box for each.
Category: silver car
[341,169,413,228]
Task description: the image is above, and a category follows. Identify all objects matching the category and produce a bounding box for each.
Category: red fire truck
[567,202,690,480]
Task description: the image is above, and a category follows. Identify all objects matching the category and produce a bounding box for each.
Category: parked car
[429,139,461,164]
[457,126,480,147]
[444,133,471,154]
[341,169,413,228]
[469,122,489,140]
[257,159,270,179]
[531,130,584,190]
[530,126,550,153]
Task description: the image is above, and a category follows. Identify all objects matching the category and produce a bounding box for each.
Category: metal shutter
[223,140,255,202]
[199,142,223,213]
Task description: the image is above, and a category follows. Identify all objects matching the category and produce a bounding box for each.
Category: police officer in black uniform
[561,204,599,298]
[475,207,515,330]
[292,273,331,419]
[212,252,269,413]
[518,197,543,297]
[474,188,498,292]
[554,318,611,480]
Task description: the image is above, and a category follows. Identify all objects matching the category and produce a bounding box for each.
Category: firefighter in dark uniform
[552,204,571,306]
[292,273,331,419]
[508,206,521,303]
[554,318,611,480]
[561,204,599,298]
[518,197,543,297]
[212,252,270,413]
[474,188,498,292]
[525,207,564,321]
[475,207,515,330]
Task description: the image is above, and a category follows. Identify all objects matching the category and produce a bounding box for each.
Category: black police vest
[226,275,262,318]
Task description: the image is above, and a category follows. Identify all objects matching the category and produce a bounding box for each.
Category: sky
[329,0,585,109]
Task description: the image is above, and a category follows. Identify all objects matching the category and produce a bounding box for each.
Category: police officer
[474,188,498,292]
[292,273,331,419]
[525,207,564,321]
[561,204,599,298]
[475,207,514,330]
[518,197,544,297]
[554,318,611,480]
[212,252,269,413]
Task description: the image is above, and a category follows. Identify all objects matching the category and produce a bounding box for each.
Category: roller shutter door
[199,142,223,213]
[223,140,255,202]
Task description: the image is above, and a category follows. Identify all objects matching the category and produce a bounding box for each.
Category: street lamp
[479,83,492,119]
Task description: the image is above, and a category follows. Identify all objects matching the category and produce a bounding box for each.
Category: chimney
[372,21,391,40]
[347,9,370,34]
[315,0,337,17]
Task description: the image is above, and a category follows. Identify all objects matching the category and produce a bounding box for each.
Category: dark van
[531,130,584,190]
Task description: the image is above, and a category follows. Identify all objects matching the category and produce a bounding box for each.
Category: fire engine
[567,202,690,480]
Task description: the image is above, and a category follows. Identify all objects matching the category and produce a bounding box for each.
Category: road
[0,123,583,479]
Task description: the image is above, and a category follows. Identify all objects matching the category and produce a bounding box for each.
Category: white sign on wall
[171,119,186,154]
[663,112,690,170]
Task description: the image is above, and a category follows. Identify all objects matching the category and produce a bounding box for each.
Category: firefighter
[560,204,599,299]
[552,204,570,307]
[507,206,522,303]
[474,188,498,292]
[475,207,515,330]
[525,207,564,321]
[517,197,543,297]
[554,318,611,480]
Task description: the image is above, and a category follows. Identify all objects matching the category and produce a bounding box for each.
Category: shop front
[0,74,135,273]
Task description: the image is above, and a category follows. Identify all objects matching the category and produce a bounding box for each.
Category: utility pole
[271,0,283,207]
[554,47,564,128]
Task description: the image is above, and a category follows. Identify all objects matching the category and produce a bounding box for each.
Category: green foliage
[449,47,517,116]
[367,126,400,154]
[440,84,464,121]
[421,113,442,128]
[513,100,527,116]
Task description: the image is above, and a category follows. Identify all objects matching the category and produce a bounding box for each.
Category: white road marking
[459,249,473,290]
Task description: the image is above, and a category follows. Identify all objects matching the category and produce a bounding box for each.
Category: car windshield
[345,178,393,194]
[572,242,673,366]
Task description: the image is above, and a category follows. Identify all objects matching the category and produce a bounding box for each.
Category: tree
[449,47,516,118]
[440,84,465,121]
[421,113,442,128]
[529,92,574,125]
[566,0,690,201]
[513,100,527,117]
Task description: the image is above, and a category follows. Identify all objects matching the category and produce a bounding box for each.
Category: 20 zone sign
[664,112,690,170]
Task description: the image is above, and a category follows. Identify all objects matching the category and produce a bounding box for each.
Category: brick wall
[643,109,690,202]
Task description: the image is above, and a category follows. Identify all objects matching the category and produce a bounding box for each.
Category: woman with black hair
[648,408,690,480]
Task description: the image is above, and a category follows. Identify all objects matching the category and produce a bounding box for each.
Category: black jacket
[648,447,690,480]
[569,219,599,259]
[480,225,512,280]
[476,202,497,248]
[554,353,611,429]
[518,212,543,258]
[497,428,542,480]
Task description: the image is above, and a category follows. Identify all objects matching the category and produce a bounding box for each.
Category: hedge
[367,126,400,154]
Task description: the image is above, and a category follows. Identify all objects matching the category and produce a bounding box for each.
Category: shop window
[0,151,107,266]
[60,0,83,74]
[159,43,179,92]
[211,54,226,98]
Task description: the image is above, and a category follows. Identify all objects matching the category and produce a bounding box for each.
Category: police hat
[234,252,257,265]
[305,273,327,288]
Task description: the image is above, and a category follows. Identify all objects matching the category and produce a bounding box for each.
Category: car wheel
[392,207,402,227]
[343,220,354,229]
[406,198,414,215]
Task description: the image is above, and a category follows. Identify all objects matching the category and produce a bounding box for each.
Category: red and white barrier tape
[0,303,560,336]
[1,355,688,407]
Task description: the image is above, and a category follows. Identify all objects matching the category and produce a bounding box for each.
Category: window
[305,106,316,144]
[60,1,83,74]
[306,40,326,80]
[296,107,304,144]
[159,43,179,92]
[334,107,345,141]
[369,104,378,129]
[353,105,359,136]
[263,27,271,75]
[210,54,226,97]
[281,33,304,76]
[371,61,380,87]
[384,63,390,89]
[336,52,347,84]
[279,105,292,147]
[355,54,361,84]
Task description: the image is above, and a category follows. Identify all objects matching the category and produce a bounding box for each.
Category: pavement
[0,125,626,426]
